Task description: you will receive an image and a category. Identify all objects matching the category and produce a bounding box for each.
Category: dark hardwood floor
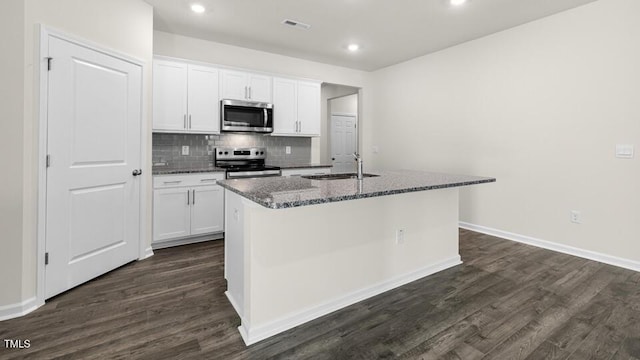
[1,229,639,359]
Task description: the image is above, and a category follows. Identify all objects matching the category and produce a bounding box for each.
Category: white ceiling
[146,0,599,71]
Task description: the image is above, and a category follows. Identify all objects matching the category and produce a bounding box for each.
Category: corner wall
[0,0,154,314]
[0,0,26,307]
[368,0,640,264]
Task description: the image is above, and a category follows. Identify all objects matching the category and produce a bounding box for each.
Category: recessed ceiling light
[347,44,360,52]
[450,0,467,6]
[191,4,206,13]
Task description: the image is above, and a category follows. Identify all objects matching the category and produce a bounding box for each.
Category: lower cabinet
[153,173,225,248]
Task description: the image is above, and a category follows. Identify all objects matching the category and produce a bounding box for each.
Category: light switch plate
[285,146,291,154]
[615,144,634,159]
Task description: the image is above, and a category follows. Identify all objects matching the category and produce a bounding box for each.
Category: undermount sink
[301,173,380,180]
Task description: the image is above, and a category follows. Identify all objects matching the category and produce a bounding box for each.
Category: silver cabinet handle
[200,178,217,182]
[188,114,192,129]
[187,189,190,205]
[184,114,187,129]
[163,180,181,184]
[248,86,252,99]
[244,86,248,99]
[192,189,196,205]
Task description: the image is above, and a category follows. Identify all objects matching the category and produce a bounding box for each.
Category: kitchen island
[218,170,495,345]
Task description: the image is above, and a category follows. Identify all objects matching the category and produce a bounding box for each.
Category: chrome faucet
[353,152,363,180]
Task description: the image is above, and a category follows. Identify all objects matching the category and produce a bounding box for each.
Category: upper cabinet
[272,78,321,137]
[220,70,272,103]
[153,59,220,134]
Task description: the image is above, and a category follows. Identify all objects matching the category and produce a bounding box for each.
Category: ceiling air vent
[281,19,311,30]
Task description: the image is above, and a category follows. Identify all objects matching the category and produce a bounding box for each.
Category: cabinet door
[297,81,321,136]
[188,65,220,133]
[153,60,188,132]
[191,185,224,235]
[271,77,297,135]
[248,74,272,103]
[220,70,249,101]
[153,187,191,242]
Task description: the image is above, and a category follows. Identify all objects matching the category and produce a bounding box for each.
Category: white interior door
[331,114,357,173]
[45,36,142,299]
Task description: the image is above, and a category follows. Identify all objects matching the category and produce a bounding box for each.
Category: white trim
[459,222,640,273]
[238,256,462,346]
[151,233,224,250]
[0,297,40,322]
[36,25,149,309]
[140,247,154,260]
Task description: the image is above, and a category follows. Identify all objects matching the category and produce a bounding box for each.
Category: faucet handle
[353,152,361,160]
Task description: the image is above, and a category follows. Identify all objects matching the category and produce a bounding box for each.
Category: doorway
[326,91,359,173]
[39,29,145,300]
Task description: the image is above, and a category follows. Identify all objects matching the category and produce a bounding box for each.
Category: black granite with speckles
[218,170,496,209]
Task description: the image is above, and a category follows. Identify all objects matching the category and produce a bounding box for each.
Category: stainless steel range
[215,147,281,179]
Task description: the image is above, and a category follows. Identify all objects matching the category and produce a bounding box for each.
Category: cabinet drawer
[153,173,225,189]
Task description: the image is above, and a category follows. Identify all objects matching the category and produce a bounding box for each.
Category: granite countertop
[152,165,225,175]
[266,162,333,169]
[217,170,496,209]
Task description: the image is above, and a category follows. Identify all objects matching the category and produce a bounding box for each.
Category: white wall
[0,0,26,306]
[0,0,154,311]
[330,94,358,115]
[153,31,369,163]
[368,0,640,263]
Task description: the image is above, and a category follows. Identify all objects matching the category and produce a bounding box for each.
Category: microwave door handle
[264,109,268,128]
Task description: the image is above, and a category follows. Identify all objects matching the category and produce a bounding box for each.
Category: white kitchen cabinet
[153,173,225,248]
[271,78,321,137]
[153,59,220,133]
[220,69,272,103]
[297,81,321,136]
[272,78,297,134]
[280,167,332,177]
[191,185,224,235]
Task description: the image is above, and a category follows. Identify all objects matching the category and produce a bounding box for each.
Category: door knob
[132,169,142,176]
[332,158,335,161]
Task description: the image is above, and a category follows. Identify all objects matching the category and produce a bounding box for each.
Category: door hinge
[46,57,52,71]
[46,154,51,168]
[45,252,49,265]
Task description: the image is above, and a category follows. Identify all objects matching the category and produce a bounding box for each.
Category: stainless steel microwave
[221,99,273,133]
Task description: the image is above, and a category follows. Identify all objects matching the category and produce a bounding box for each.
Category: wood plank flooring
[1,229,639,359]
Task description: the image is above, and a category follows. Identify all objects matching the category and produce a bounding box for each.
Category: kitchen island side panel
[225,187,461,344]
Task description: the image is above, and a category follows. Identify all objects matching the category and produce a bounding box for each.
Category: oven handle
[227,170,281,178]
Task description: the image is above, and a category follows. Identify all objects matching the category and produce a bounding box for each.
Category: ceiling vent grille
[281,19,311,30]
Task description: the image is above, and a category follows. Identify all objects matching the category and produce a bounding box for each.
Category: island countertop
[217,170,495,209]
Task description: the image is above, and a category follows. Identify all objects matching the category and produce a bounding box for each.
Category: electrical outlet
[396,229,405,244]
[570,210,582,224]
[181,146,189,156]
[285,146,291,155]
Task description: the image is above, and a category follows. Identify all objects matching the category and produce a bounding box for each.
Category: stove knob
[224,151,229,155]
[260,151,264,155]
[255,151,259,155]
[218,151,222,155]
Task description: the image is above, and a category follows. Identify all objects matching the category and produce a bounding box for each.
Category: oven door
[221,99,273,133]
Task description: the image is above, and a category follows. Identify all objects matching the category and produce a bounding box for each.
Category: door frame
[36,25,150,307]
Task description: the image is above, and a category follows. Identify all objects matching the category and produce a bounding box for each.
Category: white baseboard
[151,233,223,250]
[0,297,41,322]
[238,256,462,346]
[140,246,154,260]
[459,222,640,273]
